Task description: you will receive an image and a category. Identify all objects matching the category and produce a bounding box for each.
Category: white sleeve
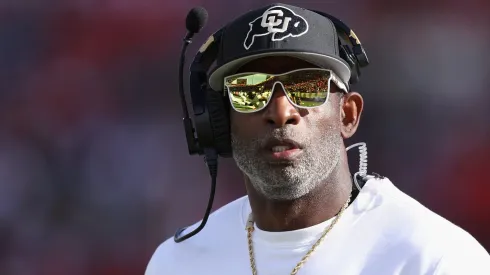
[433,233,490,275]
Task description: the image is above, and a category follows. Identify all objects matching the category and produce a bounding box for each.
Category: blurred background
[0,0,489,274]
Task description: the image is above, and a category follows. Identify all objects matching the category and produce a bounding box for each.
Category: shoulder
[373,177,490,272]
[431,227,490,274]
[374,177,470,235]
[144,195,249,275]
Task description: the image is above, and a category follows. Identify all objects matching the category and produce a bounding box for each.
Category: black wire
[174,149,218,243]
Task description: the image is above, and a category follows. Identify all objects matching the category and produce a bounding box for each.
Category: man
[146,3,490,274]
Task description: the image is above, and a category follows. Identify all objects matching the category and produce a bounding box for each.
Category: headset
[174,7,372,243]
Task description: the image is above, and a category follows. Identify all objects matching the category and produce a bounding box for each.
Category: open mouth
[263,139,303,161]
[266,139,302,150]
[271,144,297,152]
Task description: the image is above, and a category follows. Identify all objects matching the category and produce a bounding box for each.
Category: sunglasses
[223,68,348,113]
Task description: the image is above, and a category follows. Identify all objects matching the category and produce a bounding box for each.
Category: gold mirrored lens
[227,85,271,112]
[225,69,332,112]
[279,70,330,108]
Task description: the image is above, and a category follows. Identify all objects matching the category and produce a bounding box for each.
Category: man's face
[229,56,346,201]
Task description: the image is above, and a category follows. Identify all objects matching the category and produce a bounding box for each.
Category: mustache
[256,127,307,148]
[231,126,310,151]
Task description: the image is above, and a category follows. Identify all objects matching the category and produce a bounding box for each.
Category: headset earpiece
[205,87,232,157]
[188,29,232,157]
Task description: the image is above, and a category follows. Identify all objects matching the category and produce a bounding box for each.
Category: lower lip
[266,148,302,161]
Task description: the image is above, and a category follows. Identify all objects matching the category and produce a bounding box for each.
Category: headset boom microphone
[175,7,219,243]
[186,7,208,35]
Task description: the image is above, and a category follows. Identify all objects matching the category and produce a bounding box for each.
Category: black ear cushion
[206,89,232,157]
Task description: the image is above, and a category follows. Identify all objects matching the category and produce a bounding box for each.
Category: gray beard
[231,122,343,201]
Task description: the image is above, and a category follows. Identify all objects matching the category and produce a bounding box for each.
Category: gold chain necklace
[246,194,351,275]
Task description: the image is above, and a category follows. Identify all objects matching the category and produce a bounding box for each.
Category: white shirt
[145,177,490,274]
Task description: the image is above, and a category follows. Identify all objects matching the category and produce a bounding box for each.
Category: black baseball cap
[208,3,351,91]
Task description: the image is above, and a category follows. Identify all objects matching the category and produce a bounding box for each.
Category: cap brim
[208,51,351,91]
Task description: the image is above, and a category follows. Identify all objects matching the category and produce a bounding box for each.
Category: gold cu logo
[261,10,292,33]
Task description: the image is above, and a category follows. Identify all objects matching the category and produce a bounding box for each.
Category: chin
[261,187,310,201]
[254,175,314,201]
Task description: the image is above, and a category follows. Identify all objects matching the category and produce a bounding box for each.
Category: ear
[340,92,363,139]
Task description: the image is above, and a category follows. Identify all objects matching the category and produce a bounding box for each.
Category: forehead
[235,56,320,74]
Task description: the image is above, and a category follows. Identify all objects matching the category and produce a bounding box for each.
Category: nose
[262,83,300,127]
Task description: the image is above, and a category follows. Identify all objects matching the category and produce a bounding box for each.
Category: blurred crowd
[0,0,489,274]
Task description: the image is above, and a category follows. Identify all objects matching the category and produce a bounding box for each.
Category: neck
[245,153,353,232]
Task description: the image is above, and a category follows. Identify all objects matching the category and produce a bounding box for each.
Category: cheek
[305,102,340,127]
[302,112,341,142]
[230,111,257,138]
